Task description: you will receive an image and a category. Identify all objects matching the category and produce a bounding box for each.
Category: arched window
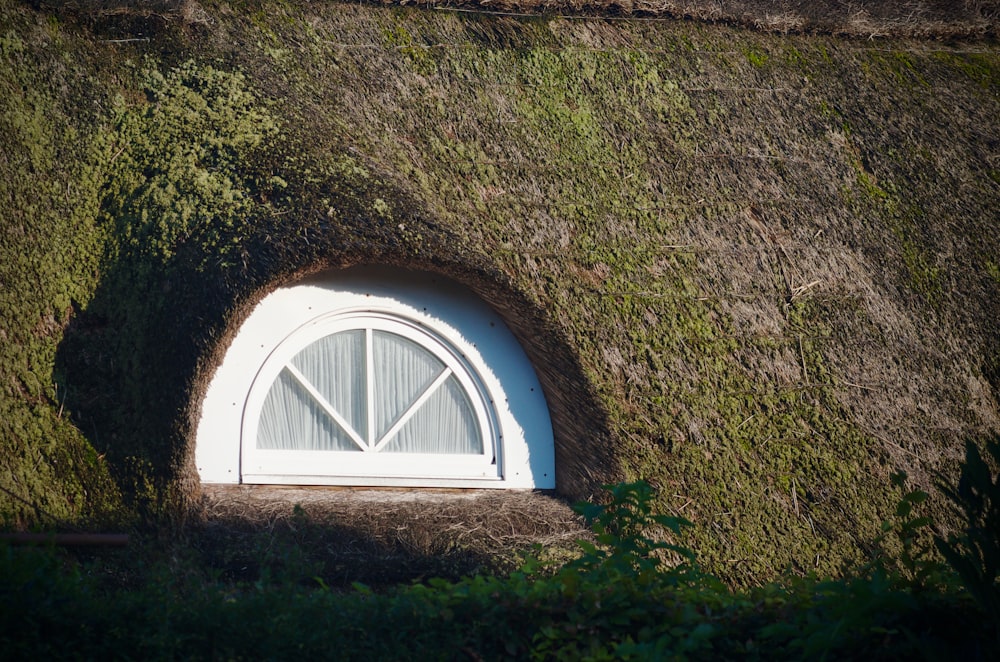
[196,268,555,489]
[244,312,499,481]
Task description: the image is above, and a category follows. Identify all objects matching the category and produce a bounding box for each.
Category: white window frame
[243,312,500,481]
[195,267,556,489]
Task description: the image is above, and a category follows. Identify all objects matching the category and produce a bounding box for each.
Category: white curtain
[292,330,366,440]
[257,328,481,454]
[257,330,364,450]
[372,331,441,442]
[383,373,481,454]
[256,370,358,450]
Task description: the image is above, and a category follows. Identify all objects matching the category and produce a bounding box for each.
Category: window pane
[383,374,482,454]
[290,330,366,440]
[257,369,359,451]
[257,327,485,457]
[372,330,443,441]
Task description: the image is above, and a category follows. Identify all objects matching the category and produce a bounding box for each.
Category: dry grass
[194,486,587,583]
[391,0,997,37]
[48,0,1000,37]
[201,486,585,549]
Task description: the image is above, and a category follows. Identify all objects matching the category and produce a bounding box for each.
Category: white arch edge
[195,267,556,489]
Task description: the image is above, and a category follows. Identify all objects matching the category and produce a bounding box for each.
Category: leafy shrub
[863,471,946,587]
[934,436,1000,640]
[2,467,999,660]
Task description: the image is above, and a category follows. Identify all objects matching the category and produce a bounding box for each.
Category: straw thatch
[1,0,998,582]
[46,1,1000,38]
[197,485,587,583]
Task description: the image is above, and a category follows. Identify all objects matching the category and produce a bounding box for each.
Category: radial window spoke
[373,367,451,451]
[284,363,368,451]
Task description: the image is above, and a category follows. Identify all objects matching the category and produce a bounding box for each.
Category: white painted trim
[241,312,498,478]
[195,267,556,489]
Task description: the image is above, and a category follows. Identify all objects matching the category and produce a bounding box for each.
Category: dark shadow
[55,234,244,509]
[56,177,617,518]
[190,487,586,589]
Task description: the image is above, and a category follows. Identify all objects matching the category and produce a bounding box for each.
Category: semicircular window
[196,268,555,489]
[250,315,493,479]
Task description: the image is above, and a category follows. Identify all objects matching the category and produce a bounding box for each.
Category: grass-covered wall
[1,0,998,584]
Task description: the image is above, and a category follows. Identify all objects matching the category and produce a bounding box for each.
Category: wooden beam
[0,533,129,547]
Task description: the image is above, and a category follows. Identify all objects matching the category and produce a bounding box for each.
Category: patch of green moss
[783,44,805,67]
[838,122,943,300]
[931,51,998,91]
[985,260,1000,285]
[744,47,769,68]
[0,8,122,526]
[875,51,930,89]
[382,23,437,75]
[606,291,891,580]
[103,60,278,263]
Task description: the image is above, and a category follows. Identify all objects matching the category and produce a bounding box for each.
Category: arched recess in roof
[196,266,556,488]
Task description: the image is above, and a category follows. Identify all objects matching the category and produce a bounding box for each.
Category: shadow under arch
[57,203,618,512]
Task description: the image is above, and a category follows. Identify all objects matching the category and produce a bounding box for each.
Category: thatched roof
[51,1,1000,38]
[1,0,998,583]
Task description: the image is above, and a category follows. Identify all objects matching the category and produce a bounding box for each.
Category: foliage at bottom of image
[2,439,998,661]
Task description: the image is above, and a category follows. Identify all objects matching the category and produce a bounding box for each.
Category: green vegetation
[2,442,998,658]
[935,440,1000,624]
[0,9,121,527]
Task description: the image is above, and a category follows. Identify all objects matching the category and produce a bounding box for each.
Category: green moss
[783,44,805,67]
[985,260,1000,285]
[103,60,278,263]
[837,118,943,300]
[605,293,891,579]
[0,8,122,525]
[382,23,437,75]
[932,51,999,91]
[744,47,769,68]
[877,51,930,88]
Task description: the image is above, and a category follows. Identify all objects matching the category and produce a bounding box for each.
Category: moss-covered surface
[1,0,998,584]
